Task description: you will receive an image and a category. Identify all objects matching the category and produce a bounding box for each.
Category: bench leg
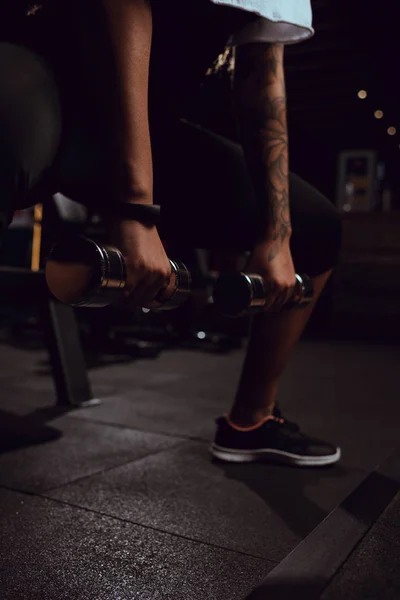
[42,298,100,407]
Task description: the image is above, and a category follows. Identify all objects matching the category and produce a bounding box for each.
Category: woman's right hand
[112,217,172,308]
[246,239,297,312]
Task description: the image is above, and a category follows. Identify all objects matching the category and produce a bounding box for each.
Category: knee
[0,43,61,210]
[309,202,343,276]
[322,202,342,263]
[291,197,343,278]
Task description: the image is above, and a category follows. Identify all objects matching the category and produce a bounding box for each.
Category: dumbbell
[213,272,314,318]
[45,236,191,310]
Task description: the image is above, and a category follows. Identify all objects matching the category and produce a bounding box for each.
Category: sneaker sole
[209,443,341,466]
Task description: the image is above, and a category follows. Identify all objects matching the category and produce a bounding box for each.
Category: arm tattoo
[233,43,291,260]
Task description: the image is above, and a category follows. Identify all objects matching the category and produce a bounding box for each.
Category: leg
[41,298,99,407]
[229,173,342,425]
[156,123,342,464]
[230,269,332,425]
[0,43,62,213]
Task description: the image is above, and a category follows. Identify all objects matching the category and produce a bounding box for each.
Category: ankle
[231,385,279,425]
[228,407,274,429]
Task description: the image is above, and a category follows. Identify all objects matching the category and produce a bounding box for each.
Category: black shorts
[0,43,341,277]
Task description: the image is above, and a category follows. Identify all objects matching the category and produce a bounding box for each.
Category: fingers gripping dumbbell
[45,236,191,310]
[212,271,314,318]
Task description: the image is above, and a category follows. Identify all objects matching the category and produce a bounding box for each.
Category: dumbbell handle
[213,272,314,318]
[45,236,191,309]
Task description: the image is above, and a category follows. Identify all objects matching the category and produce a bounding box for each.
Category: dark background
[1,0,399,342]
[182,0,400,341]
[195,0,400,204]
[287,0,400,203]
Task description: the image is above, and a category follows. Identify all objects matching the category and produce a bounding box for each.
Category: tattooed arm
[232,42,296,308]
[233,42,291,257]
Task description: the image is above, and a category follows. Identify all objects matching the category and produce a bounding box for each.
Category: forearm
[233,43,291,258]
[102,0,153,205]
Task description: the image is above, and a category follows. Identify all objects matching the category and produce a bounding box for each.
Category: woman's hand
[112,218,172,308]
[246,240,297,312]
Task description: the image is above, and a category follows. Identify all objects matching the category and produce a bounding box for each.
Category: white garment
[210,0,314,45]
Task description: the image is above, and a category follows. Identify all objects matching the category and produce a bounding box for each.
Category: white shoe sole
[209,443,341,466]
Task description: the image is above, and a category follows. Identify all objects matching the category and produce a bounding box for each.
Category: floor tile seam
[40,440,190,494]
[0,483,40,499]
[318,521,385,598]
[66,413,210,443]
[3,485,279,565]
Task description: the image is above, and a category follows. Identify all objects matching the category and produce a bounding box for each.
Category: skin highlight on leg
[229,269,333,427]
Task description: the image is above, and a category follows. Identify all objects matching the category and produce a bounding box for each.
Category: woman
[0,0,341,465]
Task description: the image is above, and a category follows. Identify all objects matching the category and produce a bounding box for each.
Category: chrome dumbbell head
[45,236,127,307]
[213,272,266,318]
[45,236,191,310]
[292,273,314,308]
[213,271,314,318]
[152,259,192,311]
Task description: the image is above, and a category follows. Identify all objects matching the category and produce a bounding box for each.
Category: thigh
[155,120,259,248]
[0,38,110,221]
[157,120,341,276]
[288,173,342,276]
[0,43,62,214]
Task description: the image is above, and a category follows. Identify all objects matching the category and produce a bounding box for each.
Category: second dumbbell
[45,236,191,310]
[213,271,314,318]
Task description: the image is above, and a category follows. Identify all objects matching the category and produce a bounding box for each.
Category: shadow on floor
[0,406,64,454]
[244,576,327,600]
[215,461,349,539]
[33,354,136,376]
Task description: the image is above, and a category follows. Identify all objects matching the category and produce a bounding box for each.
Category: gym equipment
[213,272,314,318]
[45,236,191,310]
[0,200,98,408]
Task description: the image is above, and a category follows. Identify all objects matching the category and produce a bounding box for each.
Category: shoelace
[272,408,300,433]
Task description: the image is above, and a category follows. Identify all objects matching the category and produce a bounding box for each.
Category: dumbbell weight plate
[213,271,266,318]
[46,236,192,310]
[149,259,192,311]
[46,236,126,307]
[213,271,314,318]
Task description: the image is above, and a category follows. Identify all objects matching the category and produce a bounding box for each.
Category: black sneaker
[210,407,341,466]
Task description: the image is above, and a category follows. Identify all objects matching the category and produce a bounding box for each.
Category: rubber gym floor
[0,331,399,599]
